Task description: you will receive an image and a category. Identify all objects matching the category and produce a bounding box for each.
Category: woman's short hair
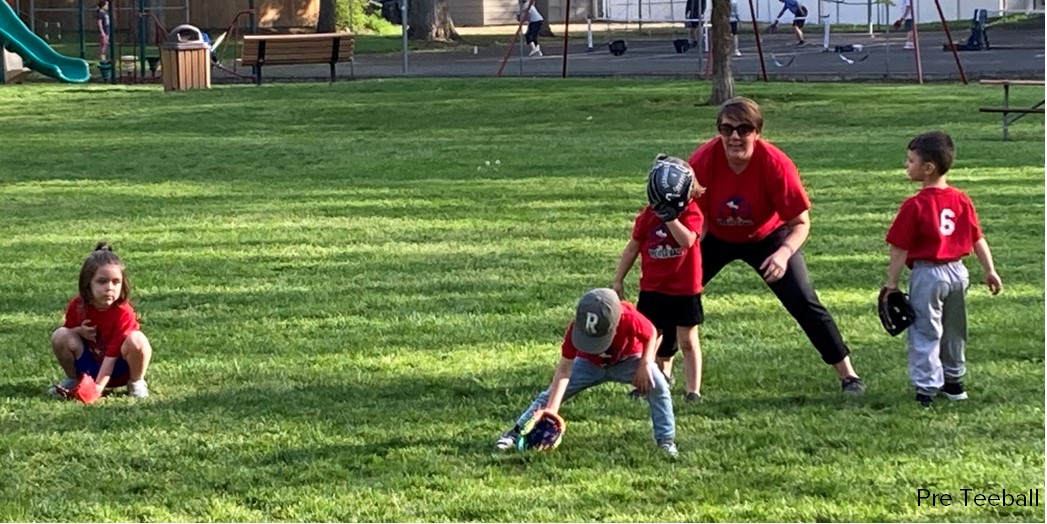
[716,97,764,133]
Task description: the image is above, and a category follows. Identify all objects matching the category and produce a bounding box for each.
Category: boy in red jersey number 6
[884,131,1002,407]
[49,242,153,401]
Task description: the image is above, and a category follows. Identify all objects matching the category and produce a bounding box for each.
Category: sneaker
[495,427,520,451]
[657,439,679,458]
[127,379,149,398]
[841,376,866,395]
[903,42,915,50]
[796,40,807,47]
[684,392,702,402]
[47,377,78,397]
[734,49,742,56]
[940,381,968,401]
[916,393,933,407]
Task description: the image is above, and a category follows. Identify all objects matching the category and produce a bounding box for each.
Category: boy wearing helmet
[494,288,680,457]
[613,155,707,402]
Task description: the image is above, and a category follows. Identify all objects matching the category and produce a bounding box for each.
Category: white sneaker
[903,42,914,49]
[734,50,742,56]
[528,45,542,57]
[127,380,149,398]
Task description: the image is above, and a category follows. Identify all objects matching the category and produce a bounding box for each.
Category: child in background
[613,155,706,402]
[884,131,1002,407]
[49,242,153,400]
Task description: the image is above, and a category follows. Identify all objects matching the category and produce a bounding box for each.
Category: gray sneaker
[841,376,866,395]
[657,439,679,458]
[47,377,78,397]
[127,380,149,398]
[495,427,520,451]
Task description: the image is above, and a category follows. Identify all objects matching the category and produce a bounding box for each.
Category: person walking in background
[884,131,1002,407]
[685,0,707,49]
[96,0,110,62]
[519,0,544,57]
[894,0,915,49]
[729,0,742,56]
[769,0,808,47]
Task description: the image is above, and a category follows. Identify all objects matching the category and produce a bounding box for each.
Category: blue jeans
[514,357,676,442]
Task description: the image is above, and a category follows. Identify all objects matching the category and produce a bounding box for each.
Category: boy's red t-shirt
[689,138,811,243]
[560,302,655,367]
[886,186,983,268]
[631,203,704,295]
[63,296,140,361]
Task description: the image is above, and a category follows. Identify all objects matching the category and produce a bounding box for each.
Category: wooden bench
[978,79,1045,140]
[241,33,355,85]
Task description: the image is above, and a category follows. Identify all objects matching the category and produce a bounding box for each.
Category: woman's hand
[612,280,625,299]
[759,245,794,283]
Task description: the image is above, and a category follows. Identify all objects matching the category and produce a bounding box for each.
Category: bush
[337,0,401,35]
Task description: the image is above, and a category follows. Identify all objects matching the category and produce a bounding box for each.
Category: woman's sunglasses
[717,123,757,137]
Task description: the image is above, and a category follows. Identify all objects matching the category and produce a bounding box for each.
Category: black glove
[878,287,915,336]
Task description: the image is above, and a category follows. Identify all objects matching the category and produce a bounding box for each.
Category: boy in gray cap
[494,288,679,457]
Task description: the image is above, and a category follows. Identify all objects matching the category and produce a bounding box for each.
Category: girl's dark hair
[78,241,130,306]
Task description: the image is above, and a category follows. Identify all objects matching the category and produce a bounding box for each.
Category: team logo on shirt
[717,196,754,227]
[647,224,683,259]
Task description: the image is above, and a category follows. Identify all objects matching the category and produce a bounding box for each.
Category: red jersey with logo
[688,138,811,243]
[63,297,140,361]
[885,186,983,268]
[561,302,655,367]
[631,203,704,295]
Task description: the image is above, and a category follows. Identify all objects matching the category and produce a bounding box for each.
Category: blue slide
[0,1,89,83]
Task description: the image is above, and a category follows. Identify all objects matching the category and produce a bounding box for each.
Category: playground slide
[0,1,89,83]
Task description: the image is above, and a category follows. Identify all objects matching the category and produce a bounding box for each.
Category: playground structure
[6,0,258,83]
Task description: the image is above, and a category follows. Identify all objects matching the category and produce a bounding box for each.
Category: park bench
[240,33,355,85]
[978,79,1045,140]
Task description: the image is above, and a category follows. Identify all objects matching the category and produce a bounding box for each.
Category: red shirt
[631,203,704,295]
[63,297,140,361]
[561,302,655,367]
[886,186,983,268]
[689,138,811,243]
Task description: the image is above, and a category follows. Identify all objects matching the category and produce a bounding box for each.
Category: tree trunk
[317,0,337,32]
[707,0,735,105]
[409,0,460,41]
[536,0,555,37]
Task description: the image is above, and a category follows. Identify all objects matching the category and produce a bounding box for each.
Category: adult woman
[687,97,865,394]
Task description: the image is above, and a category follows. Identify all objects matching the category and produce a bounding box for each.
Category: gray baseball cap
[570,288,622,354]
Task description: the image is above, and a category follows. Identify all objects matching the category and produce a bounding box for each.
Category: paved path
[213,29,1044,83]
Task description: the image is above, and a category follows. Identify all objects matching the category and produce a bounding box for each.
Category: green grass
[0,79,1043,522]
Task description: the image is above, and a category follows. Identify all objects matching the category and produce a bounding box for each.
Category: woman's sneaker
[841,376,866,395]
[940,381,968,401]
[127,380,149,398]
[495,427,520,451]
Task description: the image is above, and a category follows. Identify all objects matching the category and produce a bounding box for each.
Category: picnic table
[978,79,1045,140]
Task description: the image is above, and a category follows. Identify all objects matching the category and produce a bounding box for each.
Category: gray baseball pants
[908,260,969,396]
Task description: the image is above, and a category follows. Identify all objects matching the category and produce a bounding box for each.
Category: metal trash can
[160,24,211,92]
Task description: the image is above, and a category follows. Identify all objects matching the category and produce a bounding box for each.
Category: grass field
[0,79,1043,522]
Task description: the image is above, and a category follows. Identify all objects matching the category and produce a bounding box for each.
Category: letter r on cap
[585,312,599,334]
